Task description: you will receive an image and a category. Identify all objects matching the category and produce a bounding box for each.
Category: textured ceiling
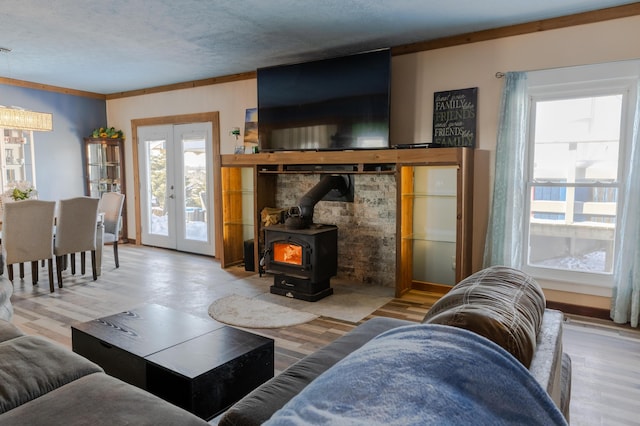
[0,0,637,94]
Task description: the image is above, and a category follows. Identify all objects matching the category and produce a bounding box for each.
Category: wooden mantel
[220,147,469,168]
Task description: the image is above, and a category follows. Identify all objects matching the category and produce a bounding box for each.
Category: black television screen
[257,49,391,152]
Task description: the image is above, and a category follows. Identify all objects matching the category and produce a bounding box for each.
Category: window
[523,65,637,287]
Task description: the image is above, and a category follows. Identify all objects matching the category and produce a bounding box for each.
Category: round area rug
[208,294,318,328]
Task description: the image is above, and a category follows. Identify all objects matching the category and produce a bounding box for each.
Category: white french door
[138,123,214,255]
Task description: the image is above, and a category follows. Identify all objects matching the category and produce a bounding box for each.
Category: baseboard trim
[546,301,610,320]
[409,284,611,320]
[411,281,452,296]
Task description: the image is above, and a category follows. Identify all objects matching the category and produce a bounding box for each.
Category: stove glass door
[273,242,303,266]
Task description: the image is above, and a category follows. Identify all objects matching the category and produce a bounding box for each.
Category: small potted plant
[5,181,37,201]
[91,127,124,139]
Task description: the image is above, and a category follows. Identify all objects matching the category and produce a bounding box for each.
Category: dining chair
[2,199,56,292]
[54,197,100,286]
[98,192,125,268]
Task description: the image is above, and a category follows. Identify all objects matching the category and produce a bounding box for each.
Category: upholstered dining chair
[54,196,100,286]
[2,199,57,292]
[98,192,125,268]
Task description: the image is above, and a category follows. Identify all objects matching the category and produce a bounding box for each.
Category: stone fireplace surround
[274,173,397,287]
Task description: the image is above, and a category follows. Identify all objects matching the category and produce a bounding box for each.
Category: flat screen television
[257,49,391,152]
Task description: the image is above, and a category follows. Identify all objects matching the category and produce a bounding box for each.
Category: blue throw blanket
[264,324,567,425]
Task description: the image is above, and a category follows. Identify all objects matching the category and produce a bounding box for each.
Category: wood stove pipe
[287,174,350,229]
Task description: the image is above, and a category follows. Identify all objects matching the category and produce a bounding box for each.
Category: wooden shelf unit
[217,147,473,296]
[84,137,127,242]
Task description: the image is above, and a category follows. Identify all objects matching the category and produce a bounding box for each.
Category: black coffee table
[71,304,274,420]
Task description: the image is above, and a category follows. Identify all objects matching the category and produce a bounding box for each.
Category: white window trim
[522,61,639,290]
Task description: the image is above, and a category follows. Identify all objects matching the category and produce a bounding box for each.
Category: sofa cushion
[422,265,546,367]
[263,324,567,425]
[0,335,103,413]
[0,320,24,344]
[0,373,208,425]
[218,316,412,426]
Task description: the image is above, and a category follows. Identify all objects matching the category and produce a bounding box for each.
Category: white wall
[107,14,640,301]
[392,15,640,154]
[388,15,640,299]
[106,78,257,243]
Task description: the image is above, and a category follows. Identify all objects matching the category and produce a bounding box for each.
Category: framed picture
[244,108,258,145]
[432,87,477,148]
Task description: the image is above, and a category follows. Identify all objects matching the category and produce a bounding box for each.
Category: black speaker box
[244,239,255,272]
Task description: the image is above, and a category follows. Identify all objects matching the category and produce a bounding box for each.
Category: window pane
[533,95,621,182]
[528,94,622,275]
[529,184,616,273]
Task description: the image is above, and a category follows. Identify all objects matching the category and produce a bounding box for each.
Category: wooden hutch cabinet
[84,137,127,241]
[217,147,473,296]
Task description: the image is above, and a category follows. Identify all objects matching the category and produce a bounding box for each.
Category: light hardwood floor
[6,244,640,426]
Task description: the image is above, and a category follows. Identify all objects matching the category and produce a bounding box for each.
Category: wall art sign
[432,87,477,148]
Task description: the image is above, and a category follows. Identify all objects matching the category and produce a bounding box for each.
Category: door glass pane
[182,136,207,242]
[528,95,621,274]
[147,139,169,236]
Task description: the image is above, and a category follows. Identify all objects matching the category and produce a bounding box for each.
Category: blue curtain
[611,81,640,328]
[483,72,529,268]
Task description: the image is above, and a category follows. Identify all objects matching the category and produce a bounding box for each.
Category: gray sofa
[0,282,208,425]
[1,266,572,425]
[220,266,572,425]
[0,280,11,322]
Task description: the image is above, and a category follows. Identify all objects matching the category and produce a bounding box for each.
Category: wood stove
[261,174,350,301]
[263,224,337,301]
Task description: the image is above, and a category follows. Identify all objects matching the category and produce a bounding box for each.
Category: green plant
[92,126,124,139]
[3,182,37,201]
[11,187,33,201]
